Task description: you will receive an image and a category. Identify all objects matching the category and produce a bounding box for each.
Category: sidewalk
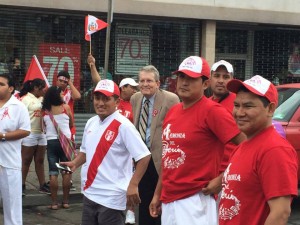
[23,158,83,207]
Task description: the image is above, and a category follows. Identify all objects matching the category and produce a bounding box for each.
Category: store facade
[1,2,300,141]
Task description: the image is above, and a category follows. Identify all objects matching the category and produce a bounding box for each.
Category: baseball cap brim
[93,89,115,96]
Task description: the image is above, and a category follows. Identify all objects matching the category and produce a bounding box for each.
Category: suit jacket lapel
[133,93,144,128]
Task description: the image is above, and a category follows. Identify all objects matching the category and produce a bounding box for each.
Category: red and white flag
[85,15,108,41]
[24,55,50,87]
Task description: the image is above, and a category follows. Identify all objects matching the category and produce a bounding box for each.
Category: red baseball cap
[94,79,120,97]
[173,56,211,79]
[227,75,278,106]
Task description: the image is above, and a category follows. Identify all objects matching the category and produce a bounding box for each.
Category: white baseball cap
[211,60,234,73]
[119,78,139,88]
[173,56,211,78]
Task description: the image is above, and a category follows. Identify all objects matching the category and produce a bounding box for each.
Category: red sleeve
[258,146,298,200]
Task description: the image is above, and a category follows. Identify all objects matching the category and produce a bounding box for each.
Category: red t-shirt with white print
[219,126,298,225]
[160,96,240,203]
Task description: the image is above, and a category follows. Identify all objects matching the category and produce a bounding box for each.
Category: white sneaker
[125,210,135,224]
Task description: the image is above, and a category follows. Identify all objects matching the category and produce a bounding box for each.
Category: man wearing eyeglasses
[130,65,180,225]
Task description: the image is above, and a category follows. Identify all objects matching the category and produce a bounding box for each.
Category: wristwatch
[1,133,6,142]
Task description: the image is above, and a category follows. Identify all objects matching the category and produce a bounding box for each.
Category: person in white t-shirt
[0,73,31,225]
[61,79,151,225]
[42,86,73,210]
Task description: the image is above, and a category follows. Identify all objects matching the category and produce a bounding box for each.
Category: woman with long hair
[20,78,49,196]
[42,86,73,210]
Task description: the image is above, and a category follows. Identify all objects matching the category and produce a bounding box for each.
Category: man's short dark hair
[57,70,70,79]
[0,73,15,94]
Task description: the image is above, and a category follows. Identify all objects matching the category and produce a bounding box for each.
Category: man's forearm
[90,64,101,85]
[73,152,86,168]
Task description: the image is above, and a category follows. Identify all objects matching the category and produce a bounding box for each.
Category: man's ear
[115,97,120,106]
[268,102,277,116]
[203,79,210,90]
[8,86,14,94]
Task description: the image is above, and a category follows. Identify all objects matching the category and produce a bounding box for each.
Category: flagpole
[90,36,92,54]
[104,0,113,79]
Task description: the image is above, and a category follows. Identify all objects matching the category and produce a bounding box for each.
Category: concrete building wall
[2,0,300,26]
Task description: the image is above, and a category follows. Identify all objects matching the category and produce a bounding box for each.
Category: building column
[201,20,216,66]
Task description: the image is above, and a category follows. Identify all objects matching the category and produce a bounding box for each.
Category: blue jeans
[47,139,69,176]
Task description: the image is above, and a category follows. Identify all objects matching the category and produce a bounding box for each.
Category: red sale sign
[38,43,81,89]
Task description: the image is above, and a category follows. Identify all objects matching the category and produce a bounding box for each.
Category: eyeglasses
[139,79,156,84]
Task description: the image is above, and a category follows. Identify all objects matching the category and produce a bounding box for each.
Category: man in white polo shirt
[62,79,151,225]
[0,73,31,225]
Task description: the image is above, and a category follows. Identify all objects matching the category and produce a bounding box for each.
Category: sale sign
[115,24,151,75]
[38,43,81,89]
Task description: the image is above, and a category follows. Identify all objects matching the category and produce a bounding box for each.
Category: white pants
[162,192,218,225]
[0,166,22,225]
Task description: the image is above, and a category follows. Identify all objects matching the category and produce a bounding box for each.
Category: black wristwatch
[1,133,6,142]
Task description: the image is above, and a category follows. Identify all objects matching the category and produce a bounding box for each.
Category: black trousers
[138,158,161,225]
[82,196,125,225]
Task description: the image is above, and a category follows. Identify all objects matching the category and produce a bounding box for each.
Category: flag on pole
[24,55,50,87]
[85,15,108,41]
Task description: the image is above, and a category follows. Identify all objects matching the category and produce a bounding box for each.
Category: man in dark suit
[131,65,180,225]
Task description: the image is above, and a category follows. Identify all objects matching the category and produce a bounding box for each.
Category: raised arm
[87,53,101,85]
[68,78,81,101]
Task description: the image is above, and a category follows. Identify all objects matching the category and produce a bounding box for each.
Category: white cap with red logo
[94,79,120,97]
[227,75,278,106]
[173,56,211,79]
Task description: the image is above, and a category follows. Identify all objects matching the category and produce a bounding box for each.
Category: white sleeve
[18,103,31,132]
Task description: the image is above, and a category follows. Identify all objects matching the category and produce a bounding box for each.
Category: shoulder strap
[47,111,60,133]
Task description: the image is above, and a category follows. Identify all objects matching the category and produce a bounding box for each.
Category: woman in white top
[42,86,73,210]
[20,79,49,196]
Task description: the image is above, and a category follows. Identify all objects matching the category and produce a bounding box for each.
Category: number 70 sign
[39,43,81,89]
[115,24,151,75]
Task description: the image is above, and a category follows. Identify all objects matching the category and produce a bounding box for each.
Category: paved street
[1,198,300,225]
[1,162,300,224]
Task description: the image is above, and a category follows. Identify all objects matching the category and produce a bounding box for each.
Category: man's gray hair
[139,65,160,81]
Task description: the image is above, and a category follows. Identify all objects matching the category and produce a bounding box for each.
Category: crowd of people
[0,54,298,225]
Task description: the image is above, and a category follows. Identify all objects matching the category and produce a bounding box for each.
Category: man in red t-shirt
[118,78,139,123]
[209,60,238,172]
[209,60,235,112]
[219,75,298,225]
[149,56,245,225]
